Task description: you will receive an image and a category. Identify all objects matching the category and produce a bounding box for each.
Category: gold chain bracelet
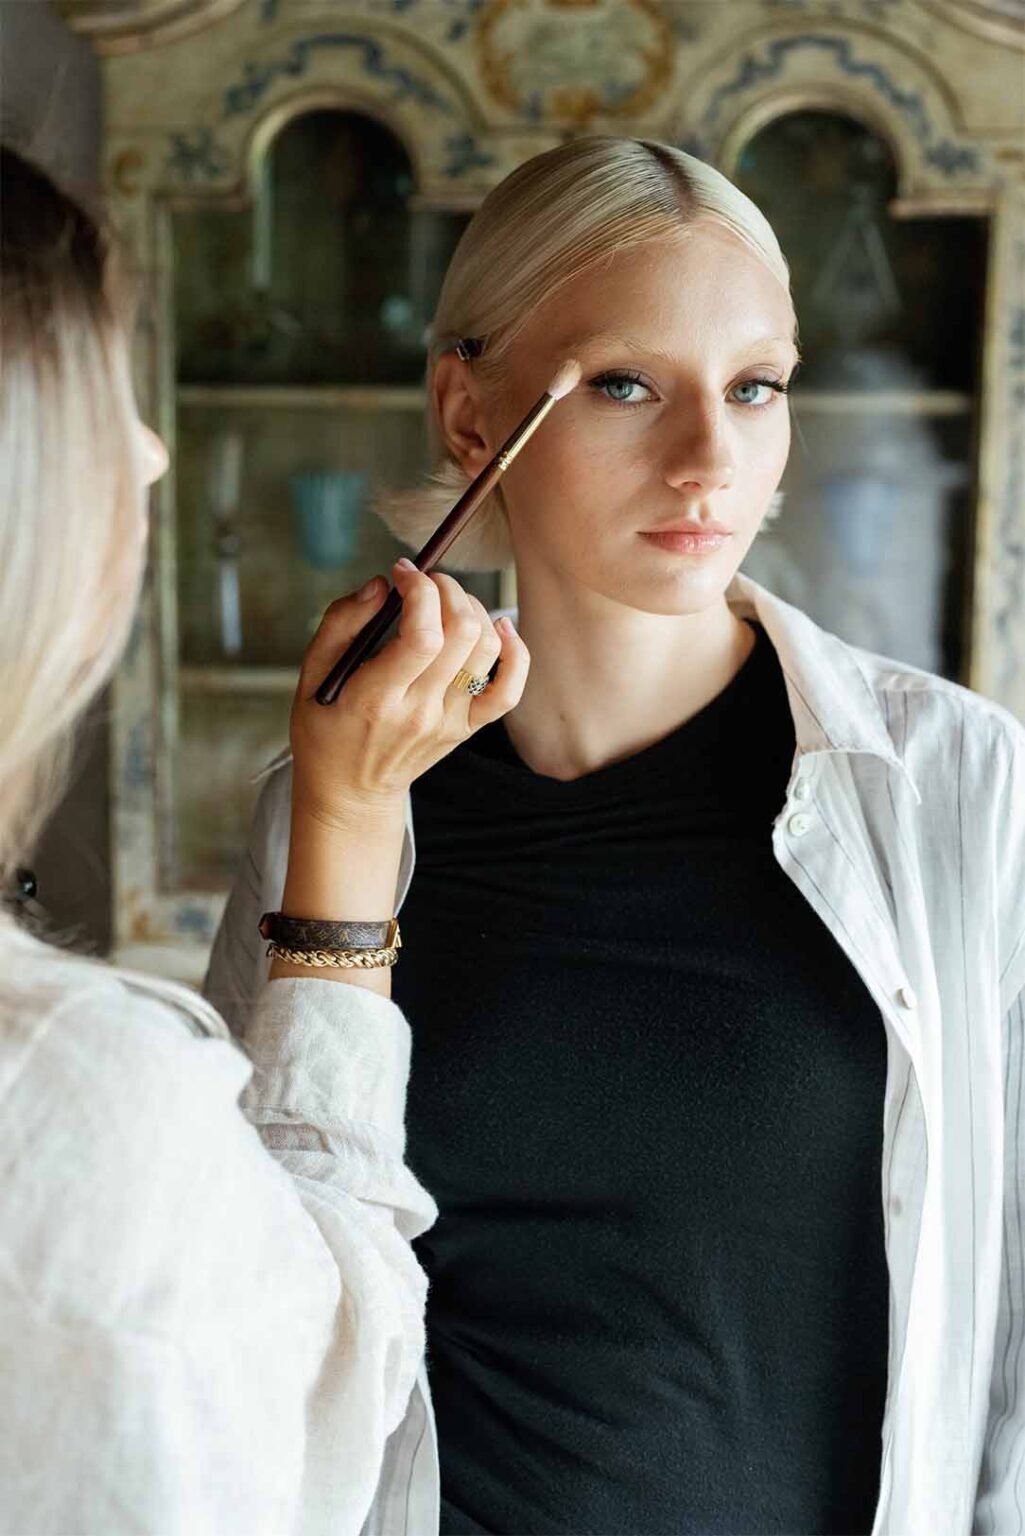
[267,942,400,970]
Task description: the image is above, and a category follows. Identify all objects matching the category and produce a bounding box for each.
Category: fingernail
[395,557,418,573]
[497,615,516,635]
[357,576,382,600]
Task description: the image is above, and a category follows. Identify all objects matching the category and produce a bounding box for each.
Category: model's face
[472,225,799,615]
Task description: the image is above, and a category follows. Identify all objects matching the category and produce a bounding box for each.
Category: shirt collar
[726,571,922,806]
[258,573,923,806]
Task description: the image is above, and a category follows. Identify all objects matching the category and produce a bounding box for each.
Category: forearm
[269,799,406,998]
[267,558,526,1001]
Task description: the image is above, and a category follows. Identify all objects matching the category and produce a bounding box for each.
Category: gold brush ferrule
[496,391,558,472]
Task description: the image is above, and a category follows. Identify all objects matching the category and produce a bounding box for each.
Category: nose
[661,401,735,494]
[137,422,169,487]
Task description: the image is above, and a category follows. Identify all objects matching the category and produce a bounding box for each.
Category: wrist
[290,785,407,841]
[282,798,405,927]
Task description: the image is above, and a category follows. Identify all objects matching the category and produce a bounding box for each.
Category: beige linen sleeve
[0,960,435,1535]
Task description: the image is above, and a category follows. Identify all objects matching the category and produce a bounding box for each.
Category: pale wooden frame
[60,0,1024,972]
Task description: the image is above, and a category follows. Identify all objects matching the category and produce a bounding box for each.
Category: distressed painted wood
[60,0,1024,968]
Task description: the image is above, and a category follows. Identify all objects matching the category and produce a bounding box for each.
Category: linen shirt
[205,570,1025,1536]
[0,926,437,1535]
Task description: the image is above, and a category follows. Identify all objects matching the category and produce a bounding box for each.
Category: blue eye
[589,371,794,408]
[732,378,791,407]
[589,370,653,405]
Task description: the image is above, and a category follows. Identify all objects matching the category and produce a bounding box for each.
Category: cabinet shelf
[791,390,972,416]
[177,384,427,411]
[176,384,973,417]
[179,665,297,694]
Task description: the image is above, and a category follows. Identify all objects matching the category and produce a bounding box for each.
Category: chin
[629,549,747,611]
[615,579,733,620]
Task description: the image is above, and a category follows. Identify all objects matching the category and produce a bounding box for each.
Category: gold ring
[451,668,491,697]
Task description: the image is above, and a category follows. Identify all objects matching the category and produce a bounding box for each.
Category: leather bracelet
[267,942,400,970]
[259,912,399,951]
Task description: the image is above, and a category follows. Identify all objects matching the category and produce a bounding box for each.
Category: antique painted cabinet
[57,0,1025,978]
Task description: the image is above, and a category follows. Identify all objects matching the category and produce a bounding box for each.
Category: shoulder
[742,576,1024,779]
[842,636,1025,778]
[837,640,1025,951]
[250,753,294,857]
[0,931,252,1158]
[246,753,416,900]
[2,927,233,1056]
[0,934,312,1331]
[253,749,293,815]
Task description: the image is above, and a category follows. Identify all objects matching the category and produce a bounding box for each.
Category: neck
[502,568,755,782]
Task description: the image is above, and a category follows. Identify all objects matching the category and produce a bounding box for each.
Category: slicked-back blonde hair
[0,145,141,889]
[378,136,794,570]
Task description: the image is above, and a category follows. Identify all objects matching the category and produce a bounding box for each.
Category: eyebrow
[567,329,802,362]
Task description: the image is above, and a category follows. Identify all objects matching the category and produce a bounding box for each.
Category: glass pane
[172,396,503,886]
[169,107,493,891]
[742,408,974,678]
[174,109,470,385]
[175,690,292,891]
[176,398,503,667]
[734,110,987,390]
[177,399,420,666]
[734,111,986,679]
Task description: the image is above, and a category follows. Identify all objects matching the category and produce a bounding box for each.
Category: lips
[640,525,732,556]
[642,522,732,537]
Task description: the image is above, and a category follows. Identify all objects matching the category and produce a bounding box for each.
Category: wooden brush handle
[314,391,553,706]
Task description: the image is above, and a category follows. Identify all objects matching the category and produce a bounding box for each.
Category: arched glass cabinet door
[734,110,987,681]
[169,109,482,891]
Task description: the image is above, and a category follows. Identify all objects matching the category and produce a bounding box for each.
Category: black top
[393,622,889,1535]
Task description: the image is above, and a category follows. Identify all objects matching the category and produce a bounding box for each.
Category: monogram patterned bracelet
[259,912,399,950]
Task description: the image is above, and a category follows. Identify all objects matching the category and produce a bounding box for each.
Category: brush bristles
[547,358,582,400]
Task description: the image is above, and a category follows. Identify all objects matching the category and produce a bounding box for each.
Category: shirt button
[792,780,811,802]
[788,813,813,837]
[897,985,917,1010]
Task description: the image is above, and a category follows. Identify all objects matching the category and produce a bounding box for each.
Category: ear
[432,353,494,478]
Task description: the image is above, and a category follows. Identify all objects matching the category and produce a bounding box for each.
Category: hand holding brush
[314,357,581,705]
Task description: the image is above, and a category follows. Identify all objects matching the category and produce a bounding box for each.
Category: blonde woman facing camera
[0,147,533,1533]
[208,137,1025,1536]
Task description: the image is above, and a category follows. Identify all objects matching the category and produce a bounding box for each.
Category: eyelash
[588,369,793,408]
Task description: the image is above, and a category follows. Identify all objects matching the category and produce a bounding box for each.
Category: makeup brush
[315,357,582,706]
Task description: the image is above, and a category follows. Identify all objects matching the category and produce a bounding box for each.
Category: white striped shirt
[204,569,1025,1535]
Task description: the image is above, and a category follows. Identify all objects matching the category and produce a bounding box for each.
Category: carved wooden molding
[56,0,247,53]
[918,0,1025,49]
[666,23,1010,205]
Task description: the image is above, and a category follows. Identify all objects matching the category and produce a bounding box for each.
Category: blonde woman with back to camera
[207,136,1025,1535]
[0,145,535,1532]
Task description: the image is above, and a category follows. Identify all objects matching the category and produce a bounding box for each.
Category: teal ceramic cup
[289,470,368,570]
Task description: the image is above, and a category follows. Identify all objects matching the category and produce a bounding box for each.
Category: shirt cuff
[241,977,413,1147]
